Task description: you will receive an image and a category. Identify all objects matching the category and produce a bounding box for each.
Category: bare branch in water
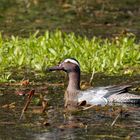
[19,89,35,120]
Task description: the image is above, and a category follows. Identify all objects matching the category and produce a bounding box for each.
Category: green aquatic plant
[0,31,140,82]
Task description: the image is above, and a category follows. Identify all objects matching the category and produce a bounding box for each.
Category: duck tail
[128,98,140,104]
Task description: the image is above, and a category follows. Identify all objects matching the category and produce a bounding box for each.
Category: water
[0,0,140,38]
[0,72,140,139]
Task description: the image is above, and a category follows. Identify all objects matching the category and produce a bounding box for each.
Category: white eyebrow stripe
[64,59,80,67]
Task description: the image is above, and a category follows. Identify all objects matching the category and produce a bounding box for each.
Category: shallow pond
[0,0,140,38]
[0,72,140,139]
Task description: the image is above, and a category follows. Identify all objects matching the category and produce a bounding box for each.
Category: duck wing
[103,85,131,98]
[78,85,131,105]
[78,86,110,105]
[105,85,140,104]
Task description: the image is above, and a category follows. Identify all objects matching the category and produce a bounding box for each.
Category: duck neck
[67,71,80,91]
[64,69,80,109]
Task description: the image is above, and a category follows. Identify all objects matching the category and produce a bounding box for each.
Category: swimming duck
[48,58,140,108]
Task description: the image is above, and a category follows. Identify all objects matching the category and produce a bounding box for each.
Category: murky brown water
[0,0,140,38]
[0,72,140,139]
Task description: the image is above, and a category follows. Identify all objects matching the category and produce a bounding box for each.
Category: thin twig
[41,100,48,113]
[82,105,95,111]
[111,113,121,127]
[19,89,35,120]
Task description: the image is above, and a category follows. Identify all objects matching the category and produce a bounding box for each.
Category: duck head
[48,58,81,109]
[48,58,80,73]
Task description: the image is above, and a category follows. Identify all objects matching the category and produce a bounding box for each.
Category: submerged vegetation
[0,30,140,82]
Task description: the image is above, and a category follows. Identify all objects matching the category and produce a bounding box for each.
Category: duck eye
[67,61,71,64]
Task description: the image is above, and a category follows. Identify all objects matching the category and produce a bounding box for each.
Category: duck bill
[47,65,63,71]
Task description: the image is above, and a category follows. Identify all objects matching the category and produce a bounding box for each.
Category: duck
[48,58,140,109]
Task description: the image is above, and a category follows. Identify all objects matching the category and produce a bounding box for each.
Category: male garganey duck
[48,58,140,109]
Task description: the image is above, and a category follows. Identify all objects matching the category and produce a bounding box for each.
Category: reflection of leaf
[59,121,85,129]
[16,91,26,96]
[20,80,29,86]
[43,121,50,126]
[2,102,16,109]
